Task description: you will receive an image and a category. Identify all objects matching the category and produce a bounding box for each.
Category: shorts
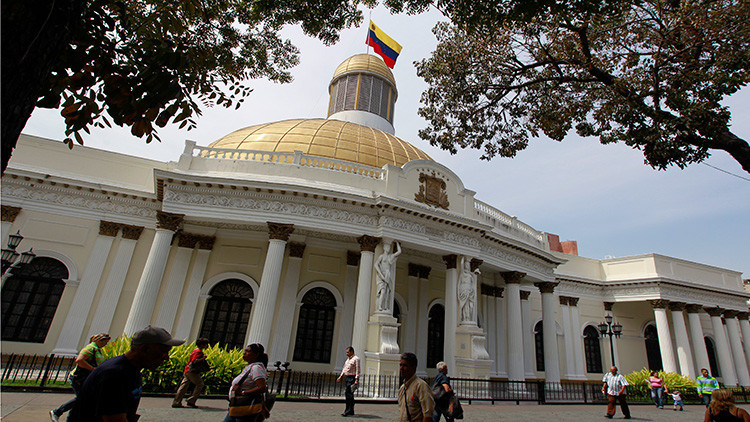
[674,400,684,406]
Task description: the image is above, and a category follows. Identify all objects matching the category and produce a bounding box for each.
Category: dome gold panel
[208,119,432,168]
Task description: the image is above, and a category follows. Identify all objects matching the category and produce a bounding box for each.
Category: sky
[23,6,749,277]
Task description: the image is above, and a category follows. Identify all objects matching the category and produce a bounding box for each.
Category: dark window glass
[705,337,720,377]
[534,321,545,371]
[584,325,603,373]
[427,304,445,368]
[199,279,254,350]
[293,287,337,363]
[644,324,663,371]
[1,257,68,343]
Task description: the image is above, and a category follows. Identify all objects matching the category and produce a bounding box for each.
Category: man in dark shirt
[69,325,184,422]
[432,361,454,422]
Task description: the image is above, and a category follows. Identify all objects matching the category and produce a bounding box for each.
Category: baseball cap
[131,325,185,346]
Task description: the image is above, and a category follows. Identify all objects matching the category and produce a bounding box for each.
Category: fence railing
[4,354,750,405]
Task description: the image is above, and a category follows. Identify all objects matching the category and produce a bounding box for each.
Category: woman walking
[49,333,111,422]
[704,389,750,421]
[223,343,269,422]
[647,370,666,409]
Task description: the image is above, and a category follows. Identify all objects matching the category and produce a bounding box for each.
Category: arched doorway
[534,321,545,371]
[705,337,720,376]
[644,324,663,370]
[293,287,337,363]
[199,279,254,349]
[584,325,603,373]
[1,257,68,343]
[426,304,444,368]
[393,300,402,349]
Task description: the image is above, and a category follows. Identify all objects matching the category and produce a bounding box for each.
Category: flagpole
[365,11,372,56]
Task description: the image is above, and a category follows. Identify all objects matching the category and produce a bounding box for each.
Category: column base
[367,314,400,355]
[455,356,492,379]
[363,351,400,398]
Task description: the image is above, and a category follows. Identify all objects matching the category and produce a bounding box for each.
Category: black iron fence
[4,353,750,405]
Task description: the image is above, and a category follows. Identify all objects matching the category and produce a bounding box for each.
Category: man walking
[398,352,434,422]
[602,366,631,419]
[69,326,184,422]
[697,367,720,407]
[172,337,210,408]
[336,346,360,416]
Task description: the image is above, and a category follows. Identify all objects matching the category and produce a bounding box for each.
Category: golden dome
[208,119,432,168]
[331,54,397,93]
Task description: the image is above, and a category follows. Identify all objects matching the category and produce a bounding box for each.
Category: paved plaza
[1,391,721,421]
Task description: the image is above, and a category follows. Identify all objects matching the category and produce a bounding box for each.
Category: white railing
[192,145,384,179]
[474,199,546,246]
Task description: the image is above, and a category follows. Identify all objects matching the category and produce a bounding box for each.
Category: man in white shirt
[337,346,360,416]
[602,366,631,419]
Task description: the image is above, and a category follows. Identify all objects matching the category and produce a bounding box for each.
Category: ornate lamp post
[598,314,623,366]
[2,231,36,275]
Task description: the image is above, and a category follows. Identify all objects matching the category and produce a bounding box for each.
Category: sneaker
[49,410,60,422]
[624,416,631,419]
[171,403,184,408]
[605,415,613,419]
[186,402,198,408]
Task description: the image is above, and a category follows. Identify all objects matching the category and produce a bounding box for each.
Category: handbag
[188,358,210,373]
[228,369,264,417]
[432,383,448,402]
[445,394,464,420]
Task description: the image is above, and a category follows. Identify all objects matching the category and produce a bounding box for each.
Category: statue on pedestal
[458,256,479,325]
[375,240,401,313]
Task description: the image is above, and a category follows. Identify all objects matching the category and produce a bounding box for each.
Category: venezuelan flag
[365,21,402,68]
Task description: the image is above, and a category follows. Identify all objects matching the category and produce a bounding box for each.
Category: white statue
[458,256,479,324]
[375,240,401,313]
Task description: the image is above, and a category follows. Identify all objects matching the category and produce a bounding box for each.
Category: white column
[651,300,678,373]
[88,226,142,337]
[246,222,294,346]
[416,268,430,376]
[190,295,210,341]
[725,312,750,386]
[495,289,507,378]
[503,272,525,381]
[174,240,213,341]
[521,290,534,378]
[484,285,497,376]
[155,236,196,332]
[739,313,750,375]
[334,252,359,372]
[123,212,183,335]
[669,303,696,379]
[569,298,586,378]
[351,235,379,360]
[269,243,305,363]
[687,304,711,374]
[443,255,458,373]
[53,222,118,354]
[537,282,560,383]
[708,308,738,386]
[560,297,576,379]
[404,264,420,354]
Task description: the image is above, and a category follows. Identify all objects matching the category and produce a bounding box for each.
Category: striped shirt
[697,376,719,394]
[340,355,360,379]
[602,372,628,396]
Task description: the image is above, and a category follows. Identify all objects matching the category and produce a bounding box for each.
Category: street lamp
[598,314,623,366]
[2,231,36,275]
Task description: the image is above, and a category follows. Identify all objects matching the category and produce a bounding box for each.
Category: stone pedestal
[368,313,400,355]
[454,325,491,378]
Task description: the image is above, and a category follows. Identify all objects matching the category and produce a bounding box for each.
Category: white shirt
[602,372,628,395]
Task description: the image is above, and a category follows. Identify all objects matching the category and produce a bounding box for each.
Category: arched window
[199,279,254,350]
[2,257,68,343]
[293,287,337,363]
[534,321,545,371]
[584,325,603,373]
[705,337,720,377]
[426,304,444,368]
[644,324,663,371]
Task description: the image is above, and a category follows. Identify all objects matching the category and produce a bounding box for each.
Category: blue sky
[23,6,749,277]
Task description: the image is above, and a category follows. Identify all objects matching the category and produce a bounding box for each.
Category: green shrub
[624,368,696,395]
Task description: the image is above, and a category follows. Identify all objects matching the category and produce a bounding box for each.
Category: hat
[131,325,185,346]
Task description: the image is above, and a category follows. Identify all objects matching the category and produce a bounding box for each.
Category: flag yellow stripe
[370,22,402,54]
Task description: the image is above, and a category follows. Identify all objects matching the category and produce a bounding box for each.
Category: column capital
[356,235,381,252]
[501,271,526,284]
[604,302,614,311]
[121,224,145,240]
[346,250,361,266]
[288,242,306,258]
[738,312,749,321]
[419,265,431,280]
[650,299,670,309]
[480,283,494,296]
[534,281,557,294]
[495,287,504,298]
[519,290,531,300]
[668,302,687,311]
[196,235,216,250]
[559,296,569,306]
[686,304,704,313]
[470,258,483,272]
[177,233,199,248]
[267,222,294,241]
[568,297,579,306]
[704,306,725,317]
[156,211,184,231]
[442,254,458,269]
[1,205,21,222]
[408,263,421,278]
[99,220,121,237]
[724,310,740,319]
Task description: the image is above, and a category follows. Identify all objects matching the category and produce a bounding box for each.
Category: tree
[410,0,750,173]
[1,0,375,174]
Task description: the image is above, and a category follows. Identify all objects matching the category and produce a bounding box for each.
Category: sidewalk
[1,391,707,421]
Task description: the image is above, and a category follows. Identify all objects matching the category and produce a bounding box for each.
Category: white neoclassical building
[2,54,749,385]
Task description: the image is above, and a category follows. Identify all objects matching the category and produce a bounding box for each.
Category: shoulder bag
[228,369,264,417]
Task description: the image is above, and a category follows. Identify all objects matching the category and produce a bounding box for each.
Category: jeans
[344,375,355,414]
[651,387,664,407]
[53,374,83,416]
[702,393,712,407]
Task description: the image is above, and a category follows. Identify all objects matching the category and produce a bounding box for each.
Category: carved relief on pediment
[414,172,449,210]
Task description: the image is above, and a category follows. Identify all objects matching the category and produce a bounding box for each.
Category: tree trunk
[1,0,83,175]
